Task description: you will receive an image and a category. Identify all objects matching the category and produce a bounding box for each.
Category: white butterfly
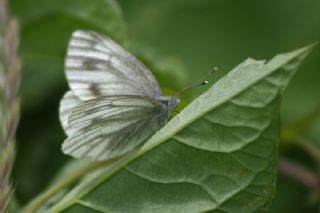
[59,30,180,161]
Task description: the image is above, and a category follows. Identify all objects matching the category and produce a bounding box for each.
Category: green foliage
[9,0,320,212]
[119,0,320,124]
[46,46,312,212]
[11,0,126,110]
[10,0,127,203]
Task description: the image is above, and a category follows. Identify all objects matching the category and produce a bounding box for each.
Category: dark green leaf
[48,45,314,213]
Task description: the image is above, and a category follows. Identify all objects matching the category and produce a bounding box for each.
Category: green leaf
[48,45,314,213]
[11,0,126,110]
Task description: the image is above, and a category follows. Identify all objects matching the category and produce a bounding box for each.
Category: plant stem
[279,157,320,192]
[296,137,320,164]
[0,0,20,211]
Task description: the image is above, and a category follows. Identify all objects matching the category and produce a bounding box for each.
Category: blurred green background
[9,0,320,212]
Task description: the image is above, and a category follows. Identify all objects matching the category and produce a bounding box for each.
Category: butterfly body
[59,30,179,161]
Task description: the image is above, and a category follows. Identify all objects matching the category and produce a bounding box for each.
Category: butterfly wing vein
[62,96,168,161]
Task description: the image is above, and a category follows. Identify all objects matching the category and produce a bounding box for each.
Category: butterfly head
[169,96,180,110]
[160,96,180,112]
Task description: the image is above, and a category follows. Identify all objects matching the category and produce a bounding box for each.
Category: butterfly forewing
[62,96,169,161]
[65,30,162,101]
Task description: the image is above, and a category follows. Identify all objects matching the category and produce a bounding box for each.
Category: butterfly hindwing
[62,96,169,161]
[59,91,81,136]
[65,30,162,101]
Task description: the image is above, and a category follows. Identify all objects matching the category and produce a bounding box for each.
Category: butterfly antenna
[175,67,218,96]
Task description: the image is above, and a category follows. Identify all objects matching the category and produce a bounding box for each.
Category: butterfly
[59,30,180,161]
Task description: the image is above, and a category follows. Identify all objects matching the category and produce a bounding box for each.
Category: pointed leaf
[49,45,314,213]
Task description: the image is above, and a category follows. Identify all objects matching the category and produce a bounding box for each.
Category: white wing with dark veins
[61,96,169,161]
[65,30,162,101]
[59,91,81,136]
